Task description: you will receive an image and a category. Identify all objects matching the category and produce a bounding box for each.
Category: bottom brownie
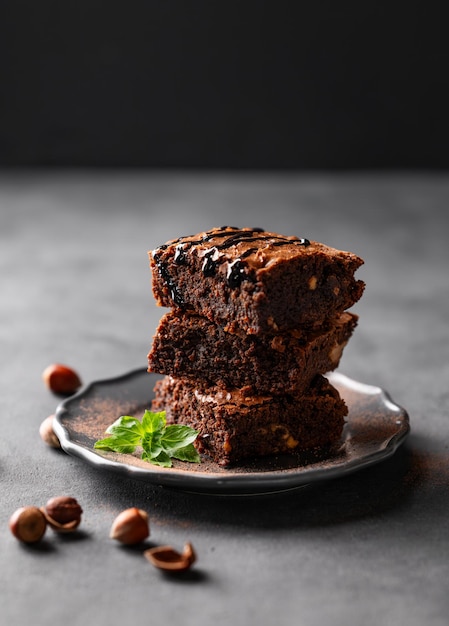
[152,375,347,466]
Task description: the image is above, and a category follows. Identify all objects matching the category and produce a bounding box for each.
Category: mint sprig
[94,410,200,467]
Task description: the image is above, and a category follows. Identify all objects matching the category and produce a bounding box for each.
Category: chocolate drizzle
[202,249,219,277]
[174,244,187,265]
[227,259,247,288]
[153,250,185,306]
[153,227,310,293]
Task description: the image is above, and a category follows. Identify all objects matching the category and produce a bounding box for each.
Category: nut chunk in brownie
[152,374,348,466]
[148,311,358,395]
[149,226,364,335]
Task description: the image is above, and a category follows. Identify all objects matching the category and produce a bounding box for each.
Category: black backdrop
[1,1,448,169]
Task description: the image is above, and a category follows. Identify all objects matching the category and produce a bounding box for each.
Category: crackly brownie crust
[151,374,347,466]
[148,311,358,395]
[149,226,364,335]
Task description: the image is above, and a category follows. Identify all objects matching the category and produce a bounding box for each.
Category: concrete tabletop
[1,171,448,626]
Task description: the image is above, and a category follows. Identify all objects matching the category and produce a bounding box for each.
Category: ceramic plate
[53,369,410,495]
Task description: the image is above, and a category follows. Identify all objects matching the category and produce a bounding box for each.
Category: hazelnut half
[9,506,47,543]
[39,415,61,449]
[42,363,82,395]
[144,542,196,572]
[42,496,83,532]
[110,507,150,545]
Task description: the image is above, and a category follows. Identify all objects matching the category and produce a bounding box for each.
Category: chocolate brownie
[151,374,347,466]
[149,226,364,334]
[148,311,358,395]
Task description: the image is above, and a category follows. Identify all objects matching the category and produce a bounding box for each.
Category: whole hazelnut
[42,363,82,395]
[39,415,61,449]
[9,506,47,543]
[42,496,83,532]
[110,507,150,545]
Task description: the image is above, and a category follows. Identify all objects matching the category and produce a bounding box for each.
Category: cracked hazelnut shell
[42,496,83,532]
[144,542,196,572]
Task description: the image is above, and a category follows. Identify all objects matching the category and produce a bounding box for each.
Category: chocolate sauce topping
[202,249,218,277]
[154,227,310,291]
[152,250,185,306]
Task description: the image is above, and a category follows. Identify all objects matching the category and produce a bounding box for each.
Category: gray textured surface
[1,171,448,626]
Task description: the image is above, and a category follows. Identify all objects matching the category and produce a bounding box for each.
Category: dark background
[1,1,449,169]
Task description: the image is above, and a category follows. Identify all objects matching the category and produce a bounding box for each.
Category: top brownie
[149,226,364,334]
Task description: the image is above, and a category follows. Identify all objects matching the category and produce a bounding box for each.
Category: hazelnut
[42,363,82,395]
[9,506,47,543]
[144,542,196,572]
[110,507,150,545]
[42,496,83,532]
[39,415,61,449]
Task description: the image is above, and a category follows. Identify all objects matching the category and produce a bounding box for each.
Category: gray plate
[53,369,410,495]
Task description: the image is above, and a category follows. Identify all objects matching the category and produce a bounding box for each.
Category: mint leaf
[161,425,199,454]
[94,410,200,467]
[171,443,201,463]
[141,429,164,460]
[145,450,172,467]
[94,415,143,454]
[141,409,166,433]
[94,437,137,455]
[106,415,144,439]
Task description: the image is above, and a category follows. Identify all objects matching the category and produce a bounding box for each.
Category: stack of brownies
[147,226,364,466]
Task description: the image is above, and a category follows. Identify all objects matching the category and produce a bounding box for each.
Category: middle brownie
[148,310,358,395]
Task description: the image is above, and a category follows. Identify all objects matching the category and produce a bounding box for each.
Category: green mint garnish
[94,410,200,467]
